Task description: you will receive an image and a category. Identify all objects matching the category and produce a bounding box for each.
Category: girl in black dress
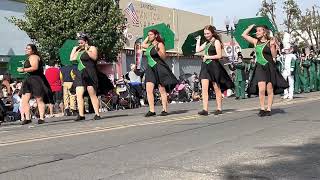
[196,25,234,116]
[242,25,288,116]
[142,29,178,117]
[18,44,53,125]
[70,33,101,121]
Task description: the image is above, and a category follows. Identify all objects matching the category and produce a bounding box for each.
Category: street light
[225,16,238,62]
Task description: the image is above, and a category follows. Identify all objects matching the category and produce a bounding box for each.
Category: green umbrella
[182,29,206,56]
[234,16,277,49]
[143,23,175,50]
[59,39,78,66]
[8,55,27,79]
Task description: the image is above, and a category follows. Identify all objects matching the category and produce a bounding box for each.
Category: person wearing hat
[281,46,296,100]
[242,24,288,117]
[70,32,101,121]
[246,52,256,98]
[228,52,246,99]
[301,53,311,93]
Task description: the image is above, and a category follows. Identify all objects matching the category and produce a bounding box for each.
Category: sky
[140,0,319,30]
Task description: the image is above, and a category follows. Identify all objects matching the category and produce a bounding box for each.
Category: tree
[8,0,126,63]
[257,0,283,40]
[284,3,320,50]
[258,0,320,50]
[283,0,301,33]
[257,0,279,32]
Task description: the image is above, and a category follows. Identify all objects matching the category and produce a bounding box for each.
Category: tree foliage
[258,0,320,50]
[257,0,279,32]
[8,0,126,63]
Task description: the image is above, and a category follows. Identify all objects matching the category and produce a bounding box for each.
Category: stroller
[170,80,191,103]
[115,80,134,109]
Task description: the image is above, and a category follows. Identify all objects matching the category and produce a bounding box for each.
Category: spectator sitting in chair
[126,64,145,106]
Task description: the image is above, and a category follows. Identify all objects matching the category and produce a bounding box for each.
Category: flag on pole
[124,2,139,25]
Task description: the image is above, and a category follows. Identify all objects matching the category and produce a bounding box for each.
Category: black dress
[247,41,289,95]
[144,45,178,92]
[199,42,234,92]
[21,58,53,104]
[73,51,99,91]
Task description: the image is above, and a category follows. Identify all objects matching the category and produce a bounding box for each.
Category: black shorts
[52,91,63,104]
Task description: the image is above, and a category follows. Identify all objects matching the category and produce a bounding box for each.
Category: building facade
[0,0,31,74]
[119,0,213,78]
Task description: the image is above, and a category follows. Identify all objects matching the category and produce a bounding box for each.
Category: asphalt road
[0,92,320,180]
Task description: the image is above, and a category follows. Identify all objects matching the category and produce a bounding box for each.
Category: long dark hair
[148,29,165,45]
[27,44,40,56]
[256,25,271,40]
[204,25,223,48]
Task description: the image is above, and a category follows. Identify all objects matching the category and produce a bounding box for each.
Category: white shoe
[140,99,145,106]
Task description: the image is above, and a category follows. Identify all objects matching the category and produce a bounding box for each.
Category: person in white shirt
[282,46,296,100]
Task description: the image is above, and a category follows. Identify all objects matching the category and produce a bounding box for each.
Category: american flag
[124,2,139,25]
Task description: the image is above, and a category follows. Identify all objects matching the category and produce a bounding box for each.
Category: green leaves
[8,0,125,63]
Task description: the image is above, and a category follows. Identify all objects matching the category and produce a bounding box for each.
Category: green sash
[204,42,213,64]
[76,51,86,71]
[146,45,157,67]
[255,42,269,66]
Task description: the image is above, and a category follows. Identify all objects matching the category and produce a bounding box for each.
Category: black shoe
[64,109,72,116]
[264,110,272,116]
[71,110,79,116]
[75,116,85,121]
[214,110,222,115]
[235,97,240,100]
[93,115,101,120]
[198,110,208,116]
[21,120,32,125]
[160,111,168,116]
[258,110,266,117]
[145,111,156,117]
[37,119,45,124]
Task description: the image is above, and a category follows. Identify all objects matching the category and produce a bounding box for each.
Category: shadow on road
[270,108,286,115]
[221,137,320,179]
[168,110,189,115]
[210,109,237,114]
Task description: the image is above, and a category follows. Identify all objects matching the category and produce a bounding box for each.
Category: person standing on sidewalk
[60,63,77,116]
[228,53,246,100]
[309,51,317,92]
[294,54,303,94]
[301,54,311,93]
[45,61,64,117]
[316,52,320,91]
[242,24,288,117]
[281,46,296,100]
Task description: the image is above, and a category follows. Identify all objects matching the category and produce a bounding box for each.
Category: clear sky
[140,0,319,30]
